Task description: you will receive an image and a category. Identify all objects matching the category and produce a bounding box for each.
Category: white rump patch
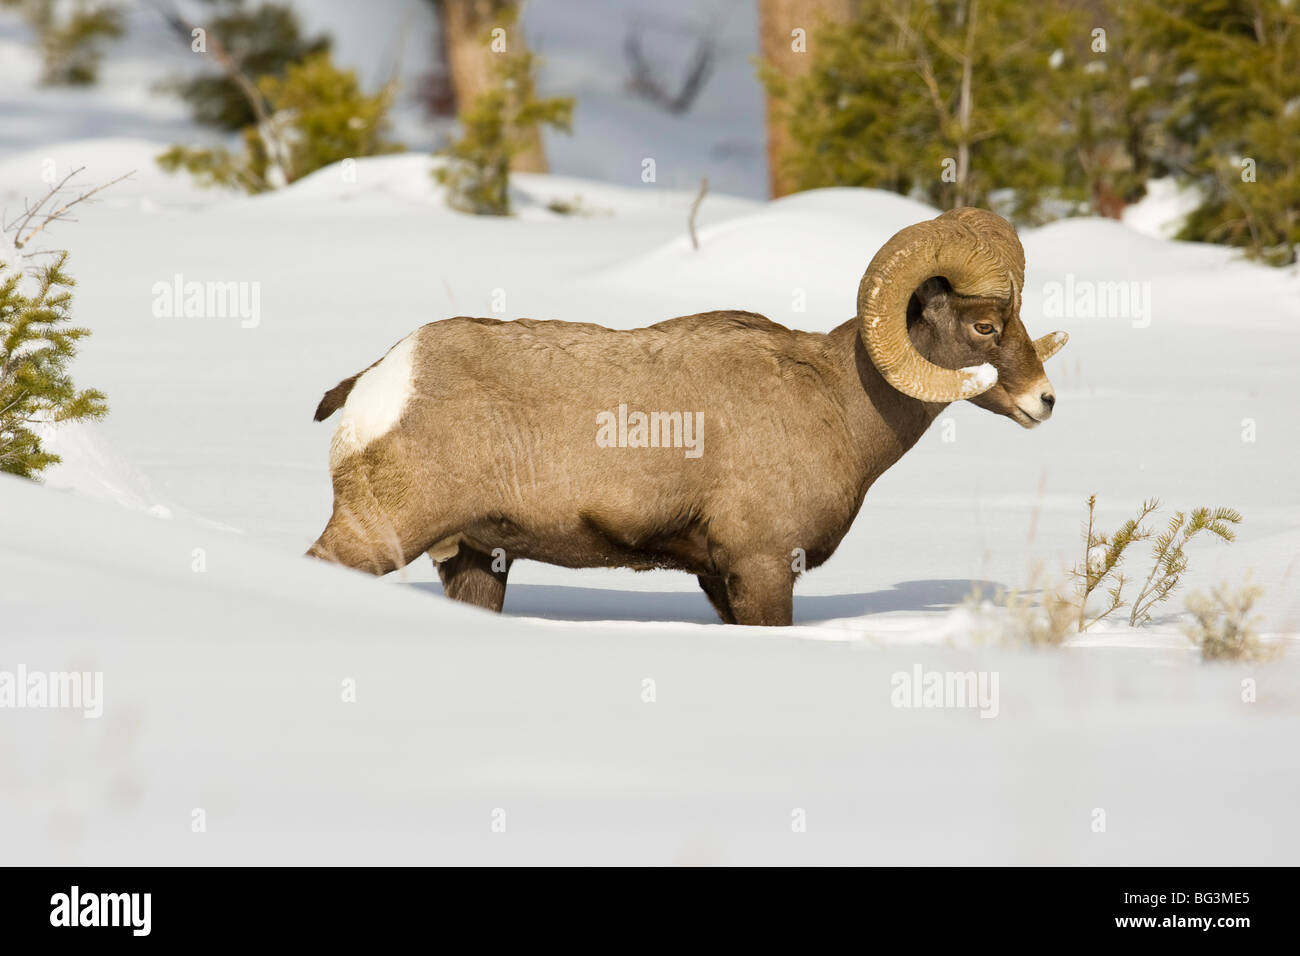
[330,331,419,466]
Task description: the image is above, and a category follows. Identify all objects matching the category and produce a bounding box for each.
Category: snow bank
[1,142,1293,637]
[3,473,1298,865]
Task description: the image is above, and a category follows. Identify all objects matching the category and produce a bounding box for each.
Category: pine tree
[435,8,573,215]
[760,0,1083,223]
[158,51,405,193]
[1057,7,1171,217]
[0,253,107,479]
[1122,0,1300,263]
[757,0,852,198]
[163,0,331,132]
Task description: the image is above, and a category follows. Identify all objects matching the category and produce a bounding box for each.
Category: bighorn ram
[308,207,1067,625]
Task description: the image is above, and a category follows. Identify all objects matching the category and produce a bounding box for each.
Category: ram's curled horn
[947,208,1069,365]
[858,207,1030,403]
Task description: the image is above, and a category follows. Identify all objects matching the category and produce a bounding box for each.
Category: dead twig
[4,165,85,245]
[9,169,134,249]
[688,176,708,250]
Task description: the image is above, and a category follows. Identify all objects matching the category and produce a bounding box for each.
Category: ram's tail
[313,372,362,421]
[313,354,386,421]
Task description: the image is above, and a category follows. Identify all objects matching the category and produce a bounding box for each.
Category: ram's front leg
[697,574,737,624]
[723,557,794,626]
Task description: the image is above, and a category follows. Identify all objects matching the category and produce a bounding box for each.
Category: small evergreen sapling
[157,51,404,193]
[1072,495,1158,631]
[1,167,122,478]
[1128,507,1242,626]
[0,253,107,478]
[1071,496,1243,631]
[2,0,125,86]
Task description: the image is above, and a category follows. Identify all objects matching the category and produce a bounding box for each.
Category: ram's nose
[1014,380,1056,425]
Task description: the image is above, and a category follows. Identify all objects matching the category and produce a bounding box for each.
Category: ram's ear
[908,277,956,329]
[915,276,951,305]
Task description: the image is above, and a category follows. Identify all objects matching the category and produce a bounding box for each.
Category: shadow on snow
[407,577,1006,624]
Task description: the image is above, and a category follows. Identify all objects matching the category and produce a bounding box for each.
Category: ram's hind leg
[434,544,512,613]
[697,574,737,624]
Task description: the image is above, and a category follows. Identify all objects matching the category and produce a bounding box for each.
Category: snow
[2,3,1299,865]
[1122,176,1204,240]
[523,0,768,198]
[962,363,999,392]
[6,473,1300,865]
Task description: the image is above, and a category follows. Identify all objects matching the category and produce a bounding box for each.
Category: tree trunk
[758,0,852,198]
[436,0,548,173]
[954,0,976,208]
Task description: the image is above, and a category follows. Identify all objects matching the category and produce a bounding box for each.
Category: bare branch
[3,165,85,243]
[12,170,134,249]
[624,20,715,115]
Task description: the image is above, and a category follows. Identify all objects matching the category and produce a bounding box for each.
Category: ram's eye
[974,322,997,335]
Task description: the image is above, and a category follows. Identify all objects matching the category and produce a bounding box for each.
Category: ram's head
[858,207,1068,428]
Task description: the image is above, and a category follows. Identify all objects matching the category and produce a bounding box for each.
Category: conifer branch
[1127,506,1242,626]
[1073,495,1158,631]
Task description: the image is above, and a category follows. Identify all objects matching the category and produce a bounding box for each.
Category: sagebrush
[1184,578,1268,662]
